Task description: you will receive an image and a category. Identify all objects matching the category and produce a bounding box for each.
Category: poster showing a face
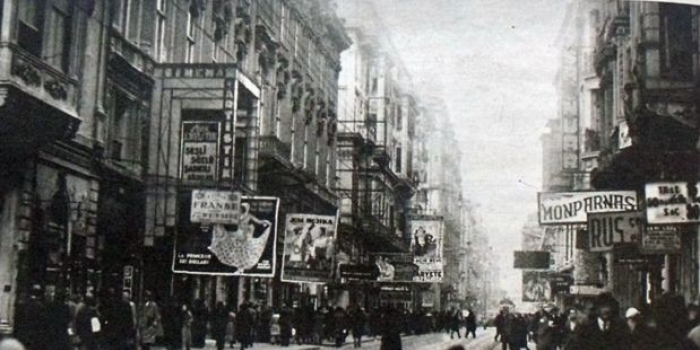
[522,271,553,302]
[282,213,338,283]
[173,196,279,277]
[370,254,419,283]
[408,216,444,282]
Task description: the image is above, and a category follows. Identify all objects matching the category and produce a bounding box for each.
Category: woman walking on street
[139,291,163,350]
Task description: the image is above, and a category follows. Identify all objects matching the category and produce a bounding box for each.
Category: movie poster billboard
[370,253,421,283]
[282,213,338,283]
[522,271,553,302]
[173,196,279,277]
[180,121,220,185]
[409,215,444,282]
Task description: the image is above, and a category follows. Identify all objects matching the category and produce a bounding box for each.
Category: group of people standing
[493,291,700,350]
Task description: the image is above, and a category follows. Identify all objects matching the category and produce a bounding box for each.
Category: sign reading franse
[538,191,638,225]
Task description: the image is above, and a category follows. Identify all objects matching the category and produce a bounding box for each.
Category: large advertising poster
[282,213,338,283]
[173,196,279,277]
[522,271,553,302]
[370,253,420,283]
[180,121,220,185]
[538,191,638,225]
[409,215,444,282]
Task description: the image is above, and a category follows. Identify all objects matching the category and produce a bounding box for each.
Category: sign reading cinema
[538,191,638,225]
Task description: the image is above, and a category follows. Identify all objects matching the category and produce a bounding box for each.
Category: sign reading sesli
[539,191,638,225]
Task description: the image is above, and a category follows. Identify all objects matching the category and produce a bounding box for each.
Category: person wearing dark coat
[235,303,254,350]
[102,289,137,350]
[333,307,349,348]
[351,306,367,348]
[559,308,584,350]
[494,309,506,342]
[465,309,477,339]
[624,308,660,350]
[575,293,631,350]
[76,295,102,350]
[279,305,294,347]
[534,306,559,350]
[191,299,208,348]
[13,286,50,350]
[46,290,72,350]
[380,306,402,350]
[211,302,229,350]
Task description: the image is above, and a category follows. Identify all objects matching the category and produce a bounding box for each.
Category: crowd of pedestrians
[493,291,700,350]
[5,285,485,350]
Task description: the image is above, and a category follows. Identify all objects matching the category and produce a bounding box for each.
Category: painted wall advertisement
[645,182,700,224]
[180,121,219,184]
[538,191,638,225]
[173,196,279,276]
[282,213,338,283]
[408,215,444,282]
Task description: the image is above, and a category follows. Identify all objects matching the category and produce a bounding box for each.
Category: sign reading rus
[587,211,644,252]
[538,191,638,225]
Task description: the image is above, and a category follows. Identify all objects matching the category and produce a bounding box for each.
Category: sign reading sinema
[190,190,241,224]
[645,182,700,224]
[587,211,643,252]
[538,191,637,225]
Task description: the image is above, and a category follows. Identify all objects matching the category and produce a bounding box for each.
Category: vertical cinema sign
[221,78,237,181]
[538,191,638,225]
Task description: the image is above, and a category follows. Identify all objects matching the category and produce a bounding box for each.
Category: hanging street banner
[408,214,444,282]
[538,191,638,225]
[522,271,553,302]
[641,225,681,254]
[587,211,644,252]
[190,190,241,224]
[174,196,279,276]
[180,121,220,185]
[645,182,700,224]
[282,213,338,283]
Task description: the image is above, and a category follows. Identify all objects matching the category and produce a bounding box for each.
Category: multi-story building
[335,0,418,309]
[548,0,700,310]
[0,0,351,333]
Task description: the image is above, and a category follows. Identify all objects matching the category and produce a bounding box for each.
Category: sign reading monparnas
[538,191,638,225]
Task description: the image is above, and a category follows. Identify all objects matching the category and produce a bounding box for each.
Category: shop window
[659,3,693,80]
[18,0,46,57]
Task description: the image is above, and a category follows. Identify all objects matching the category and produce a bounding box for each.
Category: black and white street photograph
[2,0,700,349]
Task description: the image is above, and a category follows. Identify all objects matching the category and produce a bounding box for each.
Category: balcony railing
[109,30,156,78]
[259,135,292,163]
[8,44,79,116]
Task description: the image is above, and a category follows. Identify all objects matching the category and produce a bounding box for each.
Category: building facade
[335,0,418,309]
[0,0,351,333]
[546,0,700,311]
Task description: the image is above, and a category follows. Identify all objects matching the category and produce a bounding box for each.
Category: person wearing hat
[625,308,658,350]
[576,292,631,350]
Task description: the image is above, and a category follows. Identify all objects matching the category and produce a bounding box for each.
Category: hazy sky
[372,0,570,298]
